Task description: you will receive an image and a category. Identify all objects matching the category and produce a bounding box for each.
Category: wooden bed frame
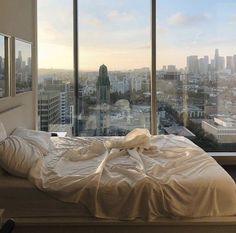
[1,106,236,233]
[6,216,236,233]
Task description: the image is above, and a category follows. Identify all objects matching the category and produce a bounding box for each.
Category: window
[156,0,236,152]
[15,39,32,94]
[37,0,74,136]
[77,0,151,136]
[38,0,236,153]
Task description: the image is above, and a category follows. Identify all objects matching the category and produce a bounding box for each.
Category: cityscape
[15,40,32,94]
[0,49,32,97]
[38,48,236,151]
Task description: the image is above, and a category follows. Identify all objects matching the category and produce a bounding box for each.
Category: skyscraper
[96,64,111,135]
[97,64,110,104]
[214,49,219,71]
[232,55,236,74]
[199,58,205,75]
[226,56,233,72]
[38,91,60,132]
[187,56,199,74]
[218,56,225,70]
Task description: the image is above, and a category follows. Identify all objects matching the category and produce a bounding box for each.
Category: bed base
[9,216,236,233]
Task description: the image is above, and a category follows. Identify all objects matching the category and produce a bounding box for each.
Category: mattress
[0,173,91,218]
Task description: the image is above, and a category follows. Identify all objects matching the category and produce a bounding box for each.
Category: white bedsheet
[29,134,236,220]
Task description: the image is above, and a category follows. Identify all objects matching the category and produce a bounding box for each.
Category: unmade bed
[28,134,236,220]
[0,127,236,233]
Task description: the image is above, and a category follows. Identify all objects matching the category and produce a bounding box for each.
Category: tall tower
[214,49,219,71]
[18,50,22,60]
[96,64,110,104]
[187,55,199,74]
[96,64,111,135]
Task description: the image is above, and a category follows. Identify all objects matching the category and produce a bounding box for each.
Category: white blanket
[29,131,236,221]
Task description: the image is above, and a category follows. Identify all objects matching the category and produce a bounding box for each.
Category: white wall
[0,0,37,131]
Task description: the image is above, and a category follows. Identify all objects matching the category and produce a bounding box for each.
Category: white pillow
[0,135,43,177]
[0,122,7,142]
[12,127,54,155]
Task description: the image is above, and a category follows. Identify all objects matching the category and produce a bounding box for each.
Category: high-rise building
[199,58,205,75]
[38,91,60,131]
[96,64,111,135]
[214,48,219,71]
[232,55,236,74]
[210,59,215,69]
[187,56,199,74]
[214,49,224,71]
[167,65,176,72]
[60,92,67,124]
[218,56,225,70]
[96,64,110,104]
[226,56,233,72]
[15,51,22,71]
[203,56,209,74]
[42,79,71,125]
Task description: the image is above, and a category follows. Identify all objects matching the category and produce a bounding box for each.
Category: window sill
[208,152,236,165]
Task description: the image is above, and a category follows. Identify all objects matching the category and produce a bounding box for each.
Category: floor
[222,166,236,182]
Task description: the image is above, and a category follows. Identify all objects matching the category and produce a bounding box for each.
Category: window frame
[0,33,10,100]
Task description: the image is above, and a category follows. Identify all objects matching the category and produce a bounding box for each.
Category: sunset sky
[38,0,236,71]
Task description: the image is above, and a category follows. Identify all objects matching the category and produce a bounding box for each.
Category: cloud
[108,10,136,22]
[168,12,208,27]
[81,16,103,27]
[38,2,73,47]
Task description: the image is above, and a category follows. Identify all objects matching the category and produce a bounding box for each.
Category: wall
[0,0,37,132]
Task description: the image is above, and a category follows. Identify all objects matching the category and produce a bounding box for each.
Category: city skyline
[15,40,32,62]
[38,0,236,70]
[38,48,235,73]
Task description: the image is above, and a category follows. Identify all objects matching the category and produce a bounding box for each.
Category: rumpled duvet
[29,129,236,221]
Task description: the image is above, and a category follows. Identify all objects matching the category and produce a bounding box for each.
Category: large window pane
[77,0,151,136]
[157,0,236,151]
[38,0,74,136]
[15,39,32,94]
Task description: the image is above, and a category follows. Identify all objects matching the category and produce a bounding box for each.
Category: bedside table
[0,209,4,228]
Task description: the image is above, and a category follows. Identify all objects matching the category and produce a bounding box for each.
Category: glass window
[37,0,74,136]
[156,0,236,152]
[15,39,32,94]
[77,0,151,136]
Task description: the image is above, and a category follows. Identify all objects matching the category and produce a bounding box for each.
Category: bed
[0,173,91,219]
[0,106,236,233]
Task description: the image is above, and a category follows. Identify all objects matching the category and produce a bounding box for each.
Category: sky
[38,0,236,71]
